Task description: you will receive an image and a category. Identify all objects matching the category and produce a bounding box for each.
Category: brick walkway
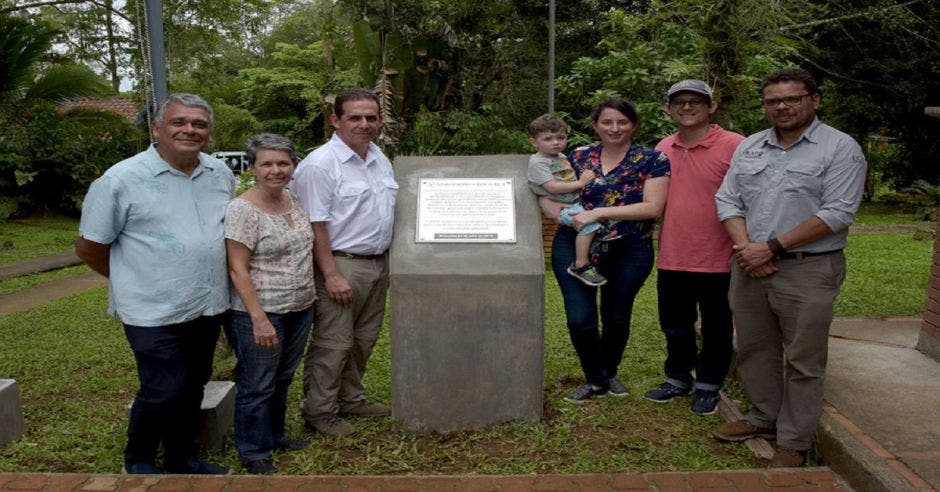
[0,469,845,491]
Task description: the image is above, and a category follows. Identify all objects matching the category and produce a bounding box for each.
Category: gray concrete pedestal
[390,155,544,433]
[0,379,25,447]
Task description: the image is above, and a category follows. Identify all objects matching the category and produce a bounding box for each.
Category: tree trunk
[105,0,120,92]
[701,0,743,125]
[320,0,333,140]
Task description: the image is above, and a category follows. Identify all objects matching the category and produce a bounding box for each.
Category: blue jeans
[224,307,314,462]
[656,269,733,390]
[123,315,222,468]
[551,226,653,387]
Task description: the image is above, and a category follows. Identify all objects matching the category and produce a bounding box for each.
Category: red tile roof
[59,96,141,124]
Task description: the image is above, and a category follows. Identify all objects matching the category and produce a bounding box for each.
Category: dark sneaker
[607,377,629,397]
[767,447,805,468]
[567,263,608,287]
[690,389,720,416]
[305,414,356,437]
[643,382,693,403]
[340,401,391,417]
[564,383,608,403]
[122,462,161,474]
[275,438,309,451]
[712,419,776,442]
[244,458,276,475]
[165,458,229,475]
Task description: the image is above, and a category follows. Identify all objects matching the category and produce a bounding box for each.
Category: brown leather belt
[331,250,385,260]
[777,249,842,260]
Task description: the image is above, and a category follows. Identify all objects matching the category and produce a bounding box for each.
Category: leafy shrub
[900,179,940,221]
[0,195,22,222]
[0,100,142,215]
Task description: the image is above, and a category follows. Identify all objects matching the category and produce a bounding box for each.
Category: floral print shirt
[568,142,670,261]
[225,192,316,314]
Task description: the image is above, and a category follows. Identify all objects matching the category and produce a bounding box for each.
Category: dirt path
[0,252,83,281]
[0,271,105,316]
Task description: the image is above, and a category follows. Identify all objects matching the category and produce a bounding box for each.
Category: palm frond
[25,64,111,103]
[0,15,61,100]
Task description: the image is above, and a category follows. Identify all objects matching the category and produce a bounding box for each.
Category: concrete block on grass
[125,380,235,451]
[199,381,235,451]
[0,379,25,447]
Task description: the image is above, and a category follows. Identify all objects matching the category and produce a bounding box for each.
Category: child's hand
[579,170,596,184]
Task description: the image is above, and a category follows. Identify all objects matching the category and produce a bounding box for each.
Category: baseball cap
[666,79,713,100]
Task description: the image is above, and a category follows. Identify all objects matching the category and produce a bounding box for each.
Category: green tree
[340,0,559,154]
[29,0,133,92]
[209,103,262,152]
[0,14,137,216]
[238,41,358,150]
[803,0,940,188]
[555,2,804,146]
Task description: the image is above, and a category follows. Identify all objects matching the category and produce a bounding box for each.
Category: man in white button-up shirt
[291,88,398,437]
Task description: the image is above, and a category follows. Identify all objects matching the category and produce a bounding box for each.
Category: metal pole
[548,0,555,114]
[144,0,168,107]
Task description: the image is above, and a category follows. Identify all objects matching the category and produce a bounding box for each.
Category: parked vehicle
[211,151,249,174]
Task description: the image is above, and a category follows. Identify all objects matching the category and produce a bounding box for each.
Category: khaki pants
[729,251,845,450]
[301,255,388,419]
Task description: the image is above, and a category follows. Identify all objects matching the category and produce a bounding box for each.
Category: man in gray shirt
[712,68,866,467]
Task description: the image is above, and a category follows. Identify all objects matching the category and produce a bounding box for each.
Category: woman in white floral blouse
[223,134,315,475]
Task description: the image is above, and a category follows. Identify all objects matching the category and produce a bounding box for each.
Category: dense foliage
[0,15,142,217]
[0,0,938,216]
[807,0,940,187]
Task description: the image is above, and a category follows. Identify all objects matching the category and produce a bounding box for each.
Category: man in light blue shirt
[712,69,866,468]
[76,93,235,475]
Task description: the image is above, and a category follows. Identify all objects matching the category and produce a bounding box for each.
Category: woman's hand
[252,316,280,349]
[578,169,596,184]
[537,196,565,224]
[570,207,601,232]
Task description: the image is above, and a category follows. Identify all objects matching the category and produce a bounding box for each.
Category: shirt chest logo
[743,150,764,159]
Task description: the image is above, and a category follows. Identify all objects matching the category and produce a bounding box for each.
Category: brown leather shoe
[767,447,806,468]
[305,414,356,437]
[341,401,391,417]
[712,419,776,442]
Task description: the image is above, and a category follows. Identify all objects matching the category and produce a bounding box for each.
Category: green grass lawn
[837,232,934,316]
[0,206,933,474]
[0,216,79,266]
[853,201,925,226]
[0,276,760,474]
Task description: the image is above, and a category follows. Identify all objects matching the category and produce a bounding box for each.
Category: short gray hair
[154,93,214,127]
[244,133,299,165]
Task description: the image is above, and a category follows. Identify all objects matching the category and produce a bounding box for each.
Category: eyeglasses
[668,98,709,109]
[762,93,810,108]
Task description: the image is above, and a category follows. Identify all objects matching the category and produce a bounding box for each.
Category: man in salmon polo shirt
[643,79,744,416]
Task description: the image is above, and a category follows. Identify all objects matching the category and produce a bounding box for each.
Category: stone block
[125,380,235,451]
[390,155,544,432]
[0,379,25,447]
[199,381,235,451]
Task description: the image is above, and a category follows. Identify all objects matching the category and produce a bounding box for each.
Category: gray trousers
[301,255,388,419]
[729,251,845,450]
